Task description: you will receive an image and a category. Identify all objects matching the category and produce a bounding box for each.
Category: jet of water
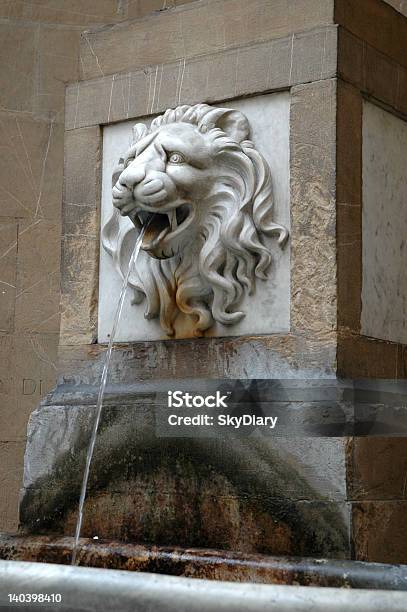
[71,223,148,566]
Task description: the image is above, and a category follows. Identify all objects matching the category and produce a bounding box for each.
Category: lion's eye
[168,152,185,164]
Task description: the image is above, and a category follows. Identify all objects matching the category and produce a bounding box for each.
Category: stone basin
[1,534,407,591]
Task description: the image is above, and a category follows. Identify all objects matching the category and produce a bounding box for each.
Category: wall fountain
[1,0,407,608]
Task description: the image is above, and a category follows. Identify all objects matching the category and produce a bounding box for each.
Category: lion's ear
[216,110,250,143]
[201,108,250,143]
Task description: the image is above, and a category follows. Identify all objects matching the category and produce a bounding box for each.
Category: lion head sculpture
[102,103,289,337]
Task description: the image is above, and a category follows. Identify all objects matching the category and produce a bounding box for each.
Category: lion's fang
[168,210,177,231]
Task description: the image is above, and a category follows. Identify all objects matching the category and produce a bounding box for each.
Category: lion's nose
[119,165,146,190]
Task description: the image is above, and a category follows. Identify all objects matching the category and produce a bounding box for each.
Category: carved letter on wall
[102,104,289,337]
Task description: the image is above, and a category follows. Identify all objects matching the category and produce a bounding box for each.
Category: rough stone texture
[2,535,407,590]
[290,79,337,336]
[361,101,407,345]
[58,334,338,383]
[353,502,407,564]
[79,0,335,80]
[60,126,101,346]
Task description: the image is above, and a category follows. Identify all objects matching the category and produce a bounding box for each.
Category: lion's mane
[102,104,288,336]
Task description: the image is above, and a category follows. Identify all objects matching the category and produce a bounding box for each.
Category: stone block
[21,398,350,557]
[79,0,334,80]
[8,0,127,26]
[63,126,101,216]
[337,334,399,379]
[352,501,407,564]
[0,23,37,112]
[34,25,81,119]
[60,236,99,346]
[290,80,337,335]
[0,112,64,220]
[67,28,337,130]
[361,101,407,345]
[335,0,407,70]
[349,438,407,501]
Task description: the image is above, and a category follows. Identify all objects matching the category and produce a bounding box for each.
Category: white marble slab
[361,101,407,345]
[98,93,291,342]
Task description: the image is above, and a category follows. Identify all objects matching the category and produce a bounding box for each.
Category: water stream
[71,225,147,566]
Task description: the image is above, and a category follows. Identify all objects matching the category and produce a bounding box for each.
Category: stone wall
[0,0,198,532]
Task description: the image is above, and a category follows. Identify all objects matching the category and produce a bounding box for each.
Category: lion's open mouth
[132,205,192,258]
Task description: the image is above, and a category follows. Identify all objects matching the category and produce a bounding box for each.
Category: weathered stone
[63,126,101,236]
[290,79,337,335]
[335,0,407,70]
[349,438,407,501]
[60,236,99,346]
[79,0,335,80]
[337,334,400,379]
[2,0,129,26]
[0,112,64,220]
[34,25,81,119]
[0,23,37,112]
[361,101,407,345]
[21,395,350,558]
[4,535,407,591]
[353,501,407,564]
[338,28,406,118]
[67,27,338,130]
